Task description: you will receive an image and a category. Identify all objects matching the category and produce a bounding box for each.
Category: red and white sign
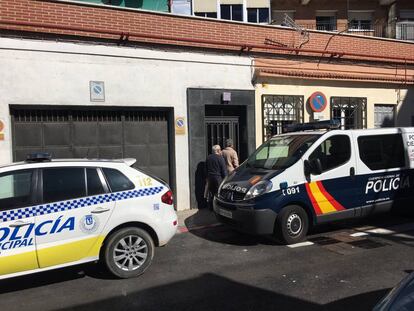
[309,92,327,113]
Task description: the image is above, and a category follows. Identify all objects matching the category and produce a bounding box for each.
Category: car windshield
[247,134,320,170]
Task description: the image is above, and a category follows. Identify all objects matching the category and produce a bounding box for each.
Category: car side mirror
[304,159,323,176]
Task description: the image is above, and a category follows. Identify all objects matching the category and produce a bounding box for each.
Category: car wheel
[103,227,154,278]
[275,205,309,245]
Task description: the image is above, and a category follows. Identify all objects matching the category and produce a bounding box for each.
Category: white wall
[0,37,254,210]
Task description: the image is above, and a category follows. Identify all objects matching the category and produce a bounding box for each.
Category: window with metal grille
[330,97,367,130]
[316,15,337,31]
[262,95,304,142]
[374,104,395,128]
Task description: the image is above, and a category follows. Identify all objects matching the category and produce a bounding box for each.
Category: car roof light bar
[284,120,341,133]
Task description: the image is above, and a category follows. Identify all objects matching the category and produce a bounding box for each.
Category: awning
[254,58,414,84]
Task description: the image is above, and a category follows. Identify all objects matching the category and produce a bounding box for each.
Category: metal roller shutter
[10,107,172,183]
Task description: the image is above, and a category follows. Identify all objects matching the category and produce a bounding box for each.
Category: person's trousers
[207,175,223,197]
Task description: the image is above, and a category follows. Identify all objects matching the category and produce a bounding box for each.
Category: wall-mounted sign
[90,81,105,102]
[0,119,4,141]
[309,91,327,112]
[175,117,186,135]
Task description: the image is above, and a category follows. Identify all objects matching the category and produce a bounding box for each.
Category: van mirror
[304,159,323,176]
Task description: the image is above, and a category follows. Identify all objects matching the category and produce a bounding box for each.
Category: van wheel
[103,227,154,278]
[275,205,308,245]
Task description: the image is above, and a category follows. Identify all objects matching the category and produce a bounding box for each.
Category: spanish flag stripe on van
[305,183,323,215]
[316,181,346,211]
[306,181,344,215]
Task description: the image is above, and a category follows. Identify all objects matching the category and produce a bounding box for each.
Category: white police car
[0,153,177,279]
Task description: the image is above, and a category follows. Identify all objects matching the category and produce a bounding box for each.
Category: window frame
[348,11,374,31]
[101,167,135,193]
[247,8,269,24]
[87,167,110,196]
[194,12,217,18]
[39,166,109,204]
[308,134,352,174]
[0,168,38,212]
[220,4,243,21]
[357,134,406,171]
[316,15,337,31]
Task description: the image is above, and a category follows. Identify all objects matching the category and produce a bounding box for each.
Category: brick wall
[0,0,414,63]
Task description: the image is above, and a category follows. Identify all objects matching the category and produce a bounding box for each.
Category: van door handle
[91,207,111,214]
[9,220,33,228]
[350,167,355,177]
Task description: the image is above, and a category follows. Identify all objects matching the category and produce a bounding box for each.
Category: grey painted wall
[187,88,255,209]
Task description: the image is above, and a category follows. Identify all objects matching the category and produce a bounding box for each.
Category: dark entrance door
[205,116,239,156]
[10,107,174,185]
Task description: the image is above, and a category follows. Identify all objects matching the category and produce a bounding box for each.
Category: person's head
[225,139,233,148]
[212,145,221,155]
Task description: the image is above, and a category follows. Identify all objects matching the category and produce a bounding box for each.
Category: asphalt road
[2,213,414,311]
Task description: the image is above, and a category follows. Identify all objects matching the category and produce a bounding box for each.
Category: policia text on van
[213,121,414,245]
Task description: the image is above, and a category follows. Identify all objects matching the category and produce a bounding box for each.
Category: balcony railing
[396,23,414,41]
[279,21,414,42]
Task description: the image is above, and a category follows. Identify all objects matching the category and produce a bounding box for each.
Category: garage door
[10,107,172,183]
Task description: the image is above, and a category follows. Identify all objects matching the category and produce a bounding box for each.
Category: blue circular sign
[309,92,327,112]
[176,118,185,128]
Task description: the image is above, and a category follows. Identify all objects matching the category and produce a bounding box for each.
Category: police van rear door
[355,130,410,213]
[304,132,358,221]
[0,169,38,277]
[35,166,115,268]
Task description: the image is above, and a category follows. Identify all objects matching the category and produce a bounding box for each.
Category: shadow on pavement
[185,208,414,248]
[0,263,117,294]
[55,273,389,311]
[184,209,279,246]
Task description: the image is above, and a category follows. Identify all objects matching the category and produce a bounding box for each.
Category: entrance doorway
[205,116,239,156]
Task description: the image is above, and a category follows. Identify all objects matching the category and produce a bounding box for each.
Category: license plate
[218,208,232,219]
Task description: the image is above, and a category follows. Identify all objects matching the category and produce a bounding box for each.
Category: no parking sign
[175,117,186,135]
[309,92,327,113]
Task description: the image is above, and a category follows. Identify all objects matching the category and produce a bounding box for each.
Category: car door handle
[91,207,111,214]
[9,220,33,228]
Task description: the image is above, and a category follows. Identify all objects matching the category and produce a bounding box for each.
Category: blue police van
[213,121,414,244]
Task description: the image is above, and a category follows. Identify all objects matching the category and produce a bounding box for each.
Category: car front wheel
[103,227,155,278]
[275,205,309,245]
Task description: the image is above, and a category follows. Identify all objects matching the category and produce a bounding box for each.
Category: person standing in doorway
[222,138,239,173]
[206,145,227,203]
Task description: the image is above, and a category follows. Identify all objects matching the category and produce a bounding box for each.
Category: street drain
[348,239,387,249]
[308,236,341,245]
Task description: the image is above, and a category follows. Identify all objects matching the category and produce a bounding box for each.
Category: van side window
[87,168,106,196]
[102,168,134,192]
[309,135,351,173]
[0,170,33,210]
[358,134,405,170]
[43,168,86,203]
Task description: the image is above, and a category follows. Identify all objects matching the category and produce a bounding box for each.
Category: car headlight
[244,180,273,200]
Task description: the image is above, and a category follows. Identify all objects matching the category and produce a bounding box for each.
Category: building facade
[0,0,414,210]
[271,0,414,41]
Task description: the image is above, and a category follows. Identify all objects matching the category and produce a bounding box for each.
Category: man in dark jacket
[206,145,227,200]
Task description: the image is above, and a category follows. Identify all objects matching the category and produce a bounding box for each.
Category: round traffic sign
[309,92,327,113]
[176,118,185,128]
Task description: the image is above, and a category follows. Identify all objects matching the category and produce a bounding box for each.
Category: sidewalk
[176,208,220,233]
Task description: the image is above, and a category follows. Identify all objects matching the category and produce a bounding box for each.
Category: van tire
[103,227,154,279]
[275,205,308,245]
